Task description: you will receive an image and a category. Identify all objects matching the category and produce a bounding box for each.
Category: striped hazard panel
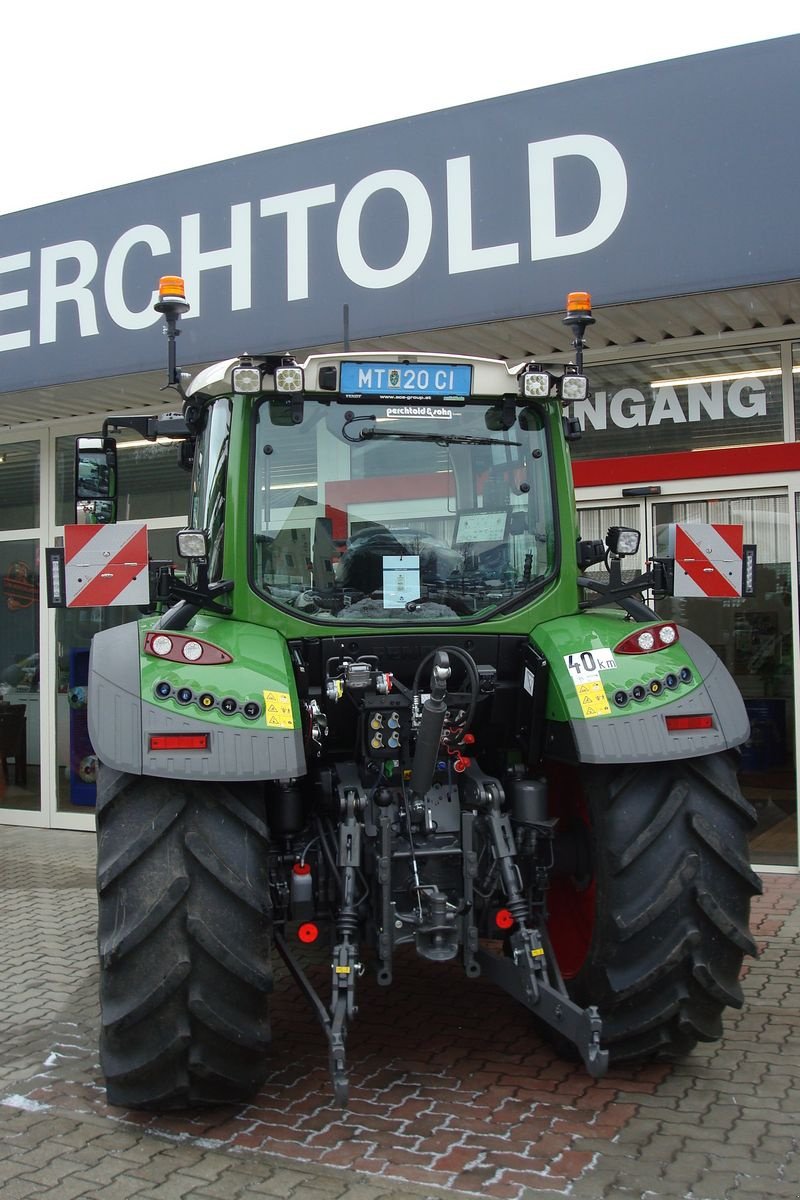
[673,523,743,598]
[64,522,150,607]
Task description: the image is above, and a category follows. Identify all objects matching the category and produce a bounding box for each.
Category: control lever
[409,650,450,797]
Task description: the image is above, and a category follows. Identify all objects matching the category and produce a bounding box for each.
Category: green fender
[89,614,305,781]
[532,610,749,765]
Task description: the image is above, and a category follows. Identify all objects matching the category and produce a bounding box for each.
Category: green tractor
[80,280,760,1108]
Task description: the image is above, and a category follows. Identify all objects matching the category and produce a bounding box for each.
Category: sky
[1,2,798,217]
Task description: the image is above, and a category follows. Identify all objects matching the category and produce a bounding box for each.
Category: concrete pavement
[1,825,799,1200]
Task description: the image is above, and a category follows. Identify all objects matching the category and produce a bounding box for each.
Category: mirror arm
[102,414,190,441]
[578,569,659,621]
[165,562,234,618]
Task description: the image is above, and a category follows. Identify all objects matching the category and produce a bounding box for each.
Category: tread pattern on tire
[563,751,761,1063]
[96,766,273,1109]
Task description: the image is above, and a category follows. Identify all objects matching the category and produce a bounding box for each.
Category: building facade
[1,36,798,870]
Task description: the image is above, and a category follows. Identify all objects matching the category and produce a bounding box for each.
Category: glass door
[0,438,44,825]
[0,536,42,820]
[578,491,797,869]
[649,494,795,869]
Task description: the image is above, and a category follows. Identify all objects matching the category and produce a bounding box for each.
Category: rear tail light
[614,623,679,654]
[144,631,232,664]
[149,733,209,751]
[665,715,713,732]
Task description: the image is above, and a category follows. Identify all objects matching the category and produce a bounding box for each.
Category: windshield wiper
[358,427,521,448]
[340,412,521,447]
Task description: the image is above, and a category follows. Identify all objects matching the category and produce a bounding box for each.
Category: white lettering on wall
[0,252,31,352]
[260,185,336,301]
[728,379,766,418]
[1,132,635,359]
[572,379,771,432]
[609,388,646,428]
[181,203,252,319]
[104,225,171,330]
[446,156,519,273]
[529,134,628,261]
[40,240,99,345]
[572,393,607,430]
[337,170,432,289]
[687,381,724,421]
[650,386,686,425]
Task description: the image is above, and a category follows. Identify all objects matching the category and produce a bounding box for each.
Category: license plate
[339,361,472,397]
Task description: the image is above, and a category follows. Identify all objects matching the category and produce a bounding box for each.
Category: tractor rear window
[250,400,557,622]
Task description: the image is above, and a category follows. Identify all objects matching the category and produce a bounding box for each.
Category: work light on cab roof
[517,292,592,402]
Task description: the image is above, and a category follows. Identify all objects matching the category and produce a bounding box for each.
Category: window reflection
[570,345,783,459]
[0,538,41,813]
[0,441,40,531]
[653,496,795,869]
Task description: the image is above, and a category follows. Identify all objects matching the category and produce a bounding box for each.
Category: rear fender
[534,614,749,765]
[88,618,306,781]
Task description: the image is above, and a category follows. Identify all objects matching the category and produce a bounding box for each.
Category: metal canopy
[1,281,798,430]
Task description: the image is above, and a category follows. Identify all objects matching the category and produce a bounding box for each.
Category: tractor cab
[183,350,578,624]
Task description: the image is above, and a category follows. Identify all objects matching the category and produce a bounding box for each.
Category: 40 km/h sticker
[564,648,616,717]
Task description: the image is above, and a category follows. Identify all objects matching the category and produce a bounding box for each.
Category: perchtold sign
[0,36,798,395]
[0,135,625,383]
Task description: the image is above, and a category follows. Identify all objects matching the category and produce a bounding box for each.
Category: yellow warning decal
[530,947,545,958]
[574,679,611,718]
[262,689,295,729]
[335,965,351,975]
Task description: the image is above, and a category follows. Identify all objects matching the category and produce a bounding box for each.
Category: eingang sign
[568,350,785,460]
[1,36,798,395]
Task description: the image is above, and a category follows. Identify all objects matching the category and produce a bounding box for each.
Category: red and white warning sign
[669,523,744,598]
[63,522,150,607]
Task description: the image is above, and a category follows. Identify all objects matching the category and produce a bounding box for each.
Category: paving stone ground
[1,825,799,1200]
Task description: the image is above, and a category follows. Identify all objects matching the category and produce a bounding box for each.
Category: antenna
[342,303,350,353]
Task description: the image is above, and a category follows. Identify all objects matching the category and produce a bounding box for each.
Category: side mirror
[75,436,118,524]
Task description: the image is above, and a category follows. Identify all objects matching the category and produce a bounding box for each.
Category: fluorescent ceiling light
[116,438,180,450]
[652,362,800,386]
[649,367,783,388]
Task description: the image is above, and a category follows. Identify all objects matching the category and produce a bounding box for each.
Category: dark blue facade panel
[0,36,798,393]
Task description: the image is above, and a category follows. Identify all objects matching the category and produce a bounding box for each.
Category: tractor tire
[96,766,273,1108]
[546,752,762,1063]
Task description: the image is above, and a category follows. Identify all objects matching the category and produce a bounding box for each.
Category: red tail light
[614,623,679,654]
[149,733,209,751]
[665,715,713,732]
[495,908,514,931]
[298,922,319,944]
[145,631,232,664]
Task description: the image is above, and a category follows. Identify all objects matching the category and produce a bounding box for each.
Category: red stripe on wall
[325,475,453,542]
[571,442,800,488]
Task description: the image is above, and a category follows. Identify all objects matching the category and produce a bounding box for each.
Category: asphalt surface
[1,825,799,1200]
